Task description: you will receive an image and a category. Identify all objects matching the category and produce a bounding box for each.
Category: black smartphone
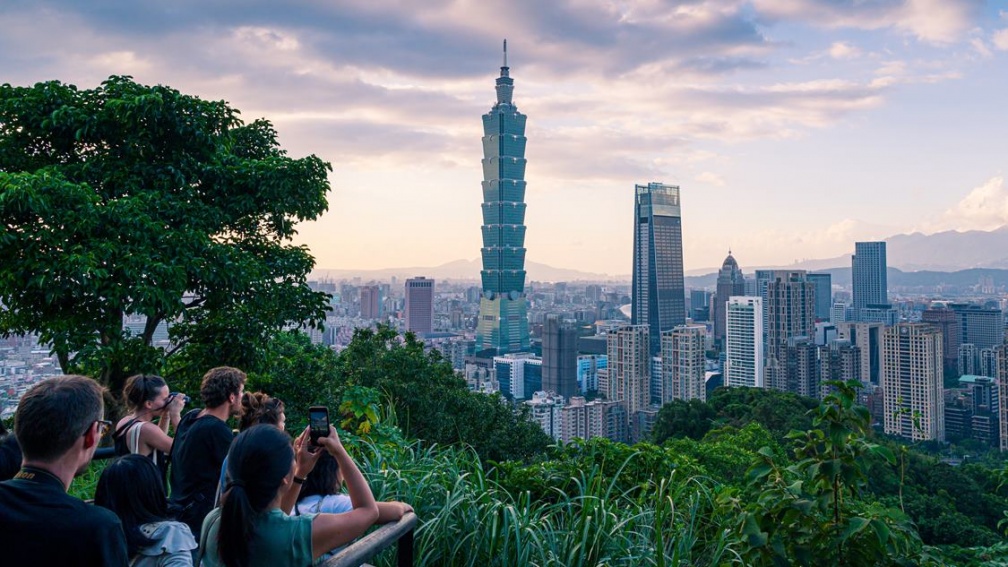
[308,406,329,447]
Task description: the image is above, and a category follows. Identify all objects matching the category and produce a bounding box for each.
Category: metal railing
[321,512,417,567]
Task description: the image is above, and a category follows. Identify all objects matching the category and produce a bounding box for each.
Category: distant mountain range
[315,226,1008,286]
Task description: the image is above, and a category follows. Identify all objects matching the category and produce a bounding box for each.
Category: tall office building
[661,324,708,402]
[764,271,816,392]
[542,314,579,399]
[631,182,686,355]
[807,272,832,321]
[819,339,860,399]
[404,277,434,335]
[852,241,888,310]
[785,337,819,399]
[476,41,530,354]
[882,323,944,442]
[713,251,746,348]
[725,297,764,388]
[921,307,959,374]
[360,285,382,320]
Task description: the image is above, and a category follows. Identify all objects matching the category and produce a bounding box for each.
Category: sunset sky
[2,1,1007,275]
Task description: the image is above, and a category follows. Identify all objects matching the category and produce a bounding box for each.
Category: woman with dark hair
[114,374,186,483]
[95,454,197,566]
[295,452,412,561]
[198,424,384,567]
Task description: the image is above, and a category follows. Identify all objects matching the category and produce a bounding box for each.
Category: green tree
[652,398,717,443]
[334,325,550,462]
[0,76,331,393]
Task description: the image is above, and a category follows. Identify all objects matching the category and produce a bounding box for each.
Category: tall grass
[355,438,747,566]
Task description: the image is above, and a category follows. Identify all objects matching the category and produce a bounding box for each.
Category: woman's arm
[310,426,378,560]
[376,501,413,523]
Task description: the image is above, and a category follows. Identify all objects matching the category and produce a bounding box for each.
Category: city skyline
[2,2,1006,274]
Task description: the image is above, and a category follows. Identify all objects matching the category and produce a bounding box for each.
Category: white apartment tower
[725,297,764,388]
[606,325,651,415]
[882,323,944,442]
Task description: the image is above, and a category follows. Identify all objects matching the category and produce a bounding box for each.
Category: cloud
[928,176,1008,232]
[828,41,862,59]
[993,28,1008,50]
[694,172,726,186]
[752,0,983,43]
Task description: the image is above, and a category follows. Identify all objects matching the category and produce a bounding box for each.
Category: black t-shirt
[0,466,129,566]
[168,409,233,540]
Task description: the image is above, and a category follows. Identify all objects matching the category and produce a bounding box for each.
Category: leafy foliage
[651,398,717,443]
[0,76,331,394]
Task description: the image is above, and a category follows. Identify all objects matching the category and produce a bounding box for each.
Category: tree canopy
[0,76,331,392]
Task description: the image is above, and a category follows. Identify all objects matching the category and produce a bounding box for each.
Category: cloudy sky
[2,1,1007,275]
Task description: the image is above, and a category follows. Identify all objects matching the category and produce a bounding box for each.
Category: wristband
[293,476,307,485]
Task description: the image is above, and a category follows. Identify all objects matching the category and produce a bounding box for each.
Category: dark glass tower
[631,182,686,355]
[476,41,530,354]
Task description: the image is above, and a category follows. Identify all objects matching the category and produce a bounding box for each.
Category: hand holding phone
[308,406,330,450]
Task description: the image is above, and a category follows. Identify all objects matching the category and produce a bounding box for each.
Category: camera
[168,392,190,405]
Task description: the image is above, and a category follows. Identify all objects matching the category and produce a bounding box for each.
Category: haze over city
[2,1,1006,274]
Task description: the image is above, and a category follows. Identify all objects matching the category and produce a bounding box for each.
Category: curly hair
[200,366,246,408]
[238,392,285,432]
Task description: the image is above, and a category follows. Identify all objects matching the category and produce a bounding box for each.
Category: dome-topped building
[713,250,746,348]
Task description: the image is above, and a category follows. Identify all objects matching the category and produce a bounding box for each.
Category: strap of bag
[128,421,144,455]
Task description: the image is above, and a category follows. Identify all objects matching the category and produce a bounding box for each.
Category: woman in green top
[199,423,382,567]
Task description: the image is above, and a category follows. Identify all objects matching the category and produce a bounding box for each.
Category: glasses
[85,419,113,439]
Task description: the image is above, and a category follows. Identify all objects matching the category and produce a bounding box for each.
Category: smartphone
[308,406,330,447]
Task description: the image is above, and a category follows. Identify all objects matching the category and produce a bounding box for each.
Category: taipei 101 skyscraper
[475,40,530,354]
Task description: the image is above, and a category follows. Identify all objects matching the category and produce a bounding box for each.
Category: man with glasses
[0,375,129,566]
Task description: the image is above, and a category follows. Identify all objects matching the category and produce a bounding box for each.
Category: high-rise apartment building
[764,271,815,392]
[606,325,651,416]
[476,42,530,354]
[952,303,1003,351]
[661,324,708,402]
[835,321,883,386]
[542,314,579,399]
[819,339,860,399]
[525,391,564,441]
[360,285,382,320]
[852,241,888,310]
[882,323,944,442]
[631,182,685,355]
[712,252,745,348]
[725,296,764,388]
[404,277,434,335]
[921,306,959,374]
[785,337,819,399]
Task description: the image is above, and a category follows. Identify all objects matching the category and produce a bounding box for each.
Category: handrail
[320,512,417,567]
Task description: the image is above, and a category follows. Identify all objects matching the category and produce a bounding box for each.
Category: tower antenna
[503,39,508,67]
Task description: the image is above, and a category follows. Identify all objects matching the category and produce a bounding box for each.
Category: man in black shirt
[169,366,246,540]
[0,375,129,566]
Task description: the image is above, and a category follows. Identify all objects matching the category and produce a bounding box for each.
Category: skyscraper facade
[661,324,708,402]
[360,285,381,320]
[542,314,579,399]
[713,251,745,348]
[631,182,685,355]
[404,277,434,335]
[725,296,764,388]
[807,272,832,321]
[852,241,888,310]
[476,41,530,354]
[882,323,944,442]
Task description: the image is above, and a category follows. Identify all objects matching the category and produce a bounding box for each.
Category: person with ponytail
[198,424,382,567]
[113,374,186,486]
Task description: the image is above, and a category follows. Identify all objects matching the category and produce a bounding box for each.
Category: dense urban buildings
[883,323,944,442]
[404,277,434,335]
[475,42,530,354]
[852,241,888,310]
[712,251,745,349]
[763,271,816,393]
[631,182,686,355]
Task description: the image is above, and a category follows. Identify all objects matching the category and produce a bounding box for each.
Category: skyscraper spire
[503,39,508,68]
[495,39,513,104]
